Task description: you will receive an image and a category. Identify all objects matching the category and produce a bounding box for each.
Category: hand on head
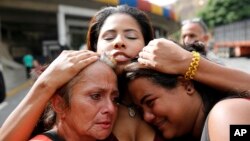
[138,38,192,75]
[35,50,99,93]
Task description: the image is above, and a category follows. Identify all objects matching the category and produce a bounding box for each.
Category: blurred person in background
[23,52,34,79]
[181,18,223,64]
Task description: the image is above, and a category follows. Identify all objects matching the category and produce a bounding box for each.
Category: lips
[112,51,132,63]
[97,121,112,129]
[154,118,167,131]
[114,54,130,62]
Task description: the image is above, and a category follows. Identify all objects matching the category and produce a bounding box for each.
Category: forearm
[194,57,250,91]
[139,38,250,91]
[0,81,55,141]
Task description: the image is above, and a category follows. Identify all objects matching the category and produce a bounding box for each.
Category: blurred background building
[1,0,249,67]
[0,0,179,66]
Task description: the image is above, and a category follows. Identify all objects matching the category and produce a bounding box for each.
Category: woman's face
[97,13,145,71]
[128,77,202,139]
[61,62,119,140]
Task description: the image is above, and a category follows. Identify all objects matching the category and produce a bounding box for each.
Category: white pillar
[57,5,97,47]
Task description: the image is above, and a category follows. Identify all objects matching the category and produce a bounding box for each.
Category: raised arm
[0,50,98,141]
[138,38,250,91]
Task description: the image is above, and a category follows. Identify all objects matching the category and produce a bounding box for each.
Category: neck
[192,103,205,139]
[119,93,138,118]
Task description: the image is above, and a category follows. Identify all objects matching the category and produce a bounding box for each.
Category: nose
[143,110,155,123]
[114,35,126,49]
[184,37,195,45]
[102,99,117,115]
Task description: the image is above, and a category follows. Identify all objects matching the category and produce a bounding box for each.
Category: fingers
[138,43,156,68]
[141,44,154,53]
[138,57,155,68]
[60,50,98,64]
[45,50,99,73]
[64,50,98,60]
[59,50,99,74]
[138,51,153,60]
[74,50,99,63]
[37,50,99,90]
[138,57,148,66]
[77,55,99,70]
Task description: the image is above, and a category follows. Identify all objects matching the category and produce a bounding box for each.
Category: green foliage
[198,0,250,28]
[169,30,181,42]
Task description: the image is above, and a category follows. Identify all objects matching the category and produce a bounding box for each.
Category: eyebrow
[104,29,116,34]
[140,94,150,105]
[124,29,138,32]
[105,28,138,33]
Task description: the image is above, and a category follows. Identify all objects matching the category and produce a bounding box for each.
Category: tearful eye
[145,99,154,108]
[91,93,101,100]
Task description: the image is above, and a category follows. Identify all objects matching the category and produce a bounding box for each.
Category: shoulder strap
[42,130,65,141]
[201,116,210,141]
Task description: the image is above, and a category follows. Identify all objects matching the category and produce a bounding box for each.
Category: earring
[128,106,136,117]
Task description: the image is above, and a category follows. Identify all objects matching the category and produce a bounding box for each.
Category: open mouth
[113,54,130,63]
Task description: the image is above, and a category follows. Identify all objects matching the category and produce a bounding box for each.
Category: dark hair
[184,41,207,56]
[87,5,154,51]
[121,63,248,119]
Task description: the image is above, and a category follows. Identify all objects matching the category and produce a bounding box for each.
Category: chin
[162,130,175,140]
[94,132,111,140]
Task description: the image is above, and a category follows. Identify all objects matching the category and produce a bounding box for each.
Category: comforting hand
[35,50,99,93]
[138,38,192,75]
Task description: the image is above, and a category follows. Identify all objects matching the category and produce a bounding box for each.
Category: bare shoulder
[208,98,250,141]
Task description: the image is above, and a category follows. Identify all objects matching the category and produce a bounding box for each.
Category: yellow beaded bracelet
[184,51,200,80]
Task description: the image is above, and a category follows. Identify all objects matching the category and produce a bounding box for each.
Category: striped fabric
[95,0,177,21]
